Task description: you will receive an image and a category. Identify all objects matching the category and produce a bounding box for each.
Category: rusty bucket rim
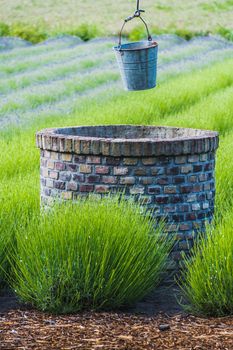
[113,40,158,52]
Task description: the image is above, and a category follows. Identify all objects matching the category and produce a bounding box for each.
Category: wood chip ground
[0,310,232,349]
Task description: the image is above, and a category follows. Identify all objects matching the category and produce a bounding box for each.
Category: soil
[0,286,232,349]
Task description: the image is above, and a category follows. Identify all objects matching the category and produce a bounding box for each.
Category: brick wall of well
[36,125,219,268]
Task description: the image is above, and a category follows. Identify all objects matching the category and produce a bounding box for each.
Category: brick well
[36,125,219,268]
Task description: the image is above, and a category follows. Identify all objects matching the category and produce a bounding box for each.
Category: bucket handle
[118,2,152,48]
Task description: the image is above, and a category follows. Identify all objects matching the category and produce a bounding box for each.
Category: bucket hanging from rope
[113,0,158,91]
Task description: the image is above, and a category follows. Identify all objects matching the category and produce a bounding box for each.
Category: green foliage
[202,0,233,12]
[128,25,209,43]
[9,198,171,313]
[172,29,209,41]
[217,26,233,42]
[0,0,232,38]
[0,174,39,286]
[181,214,233,316]
[0,22,9,36]
[10,22,48,44]
[67,24,100,42]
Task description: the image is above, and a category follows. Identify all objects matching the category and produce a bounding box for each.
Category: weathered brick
[86,175,100,183]
[139,177,153,185]
[188,155,199,163]
[110,142,121,157]
[134,168,147,176]
[132,143,142,156]
[181,165,193,174]
[54,181,66,190]
[156,177,169,185]
[197,193,206,201]
[66,164,78,172]
[102,176,118,184]
[41,168,49,178]
[101,141,110,156]
[166,224,179,232]
[164,186,177,194]
[67,182,78,191]
[49,171,59,180]
[113,167,128,175]
[187,194,197,202]
[204,183,211,191]
[151,167,164,176]
[74,155,86,163]
[123,158,138,165]
[86,156,101,164]
[43,188,51,196]
[138,196,153,205]
[199,173,208,182]
[173,176,185,184]
[46,179,54,188]
[192,184,202,192]
[91,140,100,155]
[95,185,110,193]
[170,195,183,203]
[62,192,73,200]
[164,206,176,213]
[50,151,59,160]
[175,156,186,164]
[79,164,92,173]
[166,166,179,175]
[142,157,156,165]
[81,140,91,154]
[189,175,198,183]
[193,164,202,173]
[200,153,208,162]
[106,157,120,166]
[148,186,161,195]
[204,163,213,171]
[60,172,72,182]
[179,223,192,231]
[74,140,81,154]
[55,162,66,171]
[41,178,46,186]
[120,177,135,185]
[178,204,190,212]
[95,166,110,174]
[47,160,55,169]
[202,202,209,209]
[155,196,169,204]
[61,153,72,162]
[44,150,51,158]
[192,203,201,211]
[130,186,145,195]
[80,185,94,192]
[180,185,193,194]
[40,158,47,167]
[172,214,184,222]
[72,174,85,182]
[186,213,197,220]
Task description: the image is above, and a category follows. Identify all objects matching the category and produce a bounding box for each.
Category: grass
[0,35,233,315]
[9,198,171,313]
[0,1,233,43]
[181,214,233,316]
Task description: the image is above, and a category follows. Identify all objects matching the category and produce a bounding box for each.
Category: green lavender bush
[10,197,171,314]
[181,214,233,316]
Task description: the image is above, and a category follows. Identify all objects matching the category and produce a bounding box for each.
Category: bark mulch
[0,310,232,350]
[0,287,232,349]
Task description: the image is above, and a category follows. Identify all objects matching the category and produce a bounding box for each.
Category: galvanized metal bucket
[113,7,158,91]
[114,40,158,91]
